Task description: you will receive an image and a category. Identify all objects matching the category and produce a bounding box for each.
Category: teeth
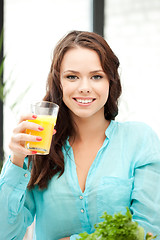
[76,99,93,104]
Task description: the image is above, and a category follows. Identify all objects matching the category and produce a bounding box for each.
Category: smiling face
[60,47,110,121]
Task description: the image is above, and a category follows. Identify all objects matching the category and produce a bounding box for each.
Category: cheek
[98,83,110,100]
[105,81,110,96]
[61,85,73,104]
[62,81,77,96]
[103,90,109,103]
[106,85,110,98]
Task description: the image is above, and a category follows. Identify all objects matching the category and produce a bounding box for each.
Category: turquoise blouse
[0,121,160,240]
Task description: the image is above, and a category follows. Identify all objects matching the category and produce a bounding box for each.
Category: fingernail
[38,127,44,131]
[32,151,37,154]
[36,137,42,141]
[53,129,57,135]
[32,114,37,119]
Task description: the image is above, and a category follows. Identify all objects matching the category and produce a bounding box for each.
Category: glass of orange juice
[25,101,59,155]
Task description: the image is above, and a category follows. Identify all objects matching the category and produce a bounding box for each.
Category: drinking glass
[25,101,59,154]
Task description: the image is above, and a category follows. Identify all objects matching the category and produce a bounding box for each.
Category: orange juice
[25,115,57,154]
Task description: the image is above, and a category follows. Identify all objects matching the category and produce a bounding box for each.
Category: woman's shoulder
[110,120,160,144]
[114,120,156,134]
[113,120,160,161]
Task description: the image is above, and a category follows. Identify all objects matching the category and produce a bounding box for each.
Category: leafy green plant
[78,208,157,240]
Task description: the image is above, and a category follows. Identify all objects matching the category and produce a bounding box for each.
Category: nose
[78,78,92,94]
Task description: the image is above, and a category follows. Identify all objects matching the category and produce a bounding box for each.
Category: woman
[0,31,160,240]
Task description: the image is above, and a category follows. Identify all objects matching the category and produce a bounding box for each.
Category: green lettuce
[78,208,157,240]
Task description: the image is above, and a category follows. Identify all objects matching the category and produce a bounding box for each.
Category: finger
[53,129,57,135]
[13,133,42,143]
[9,134,42,153]
[147,232,153,236]
[14,121,44,134]
[10,143,37,156]
[18,114,37,124]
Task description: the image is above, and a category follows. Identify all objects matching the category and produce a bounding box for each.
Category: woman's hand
[146,232,156,239]
[9,114,43,168]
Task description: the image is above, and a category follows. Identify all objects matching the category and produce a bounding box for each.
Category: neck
[70,112,110,144]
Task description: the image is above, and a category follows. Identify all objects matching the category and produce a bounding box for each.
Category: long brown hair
[28,30,122,189]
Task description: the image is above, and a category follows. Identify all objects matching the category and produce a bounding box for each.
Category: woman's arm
[130,126,160,237]
[131,161,160,236]
[0,158,36,239]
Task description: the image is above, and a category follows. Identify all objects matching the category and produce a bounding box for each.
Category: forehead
[60,47,102,71]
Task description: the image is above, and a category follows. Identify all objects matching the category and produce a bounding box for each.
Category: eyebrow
[63,70,79,74]
[63,70,104,74]
[90,70,104,73]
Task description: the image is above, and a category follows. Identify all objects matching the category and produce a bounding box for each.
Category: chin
[73,112,98,119]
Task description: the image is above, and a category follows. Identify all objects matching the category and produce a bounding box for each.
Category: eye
[92,75,103,80]
[66,75,78,80]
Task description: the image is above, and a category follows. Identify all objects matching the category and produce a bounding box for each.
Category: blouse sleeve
[130,125,160,237]
[0,157,36,240]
